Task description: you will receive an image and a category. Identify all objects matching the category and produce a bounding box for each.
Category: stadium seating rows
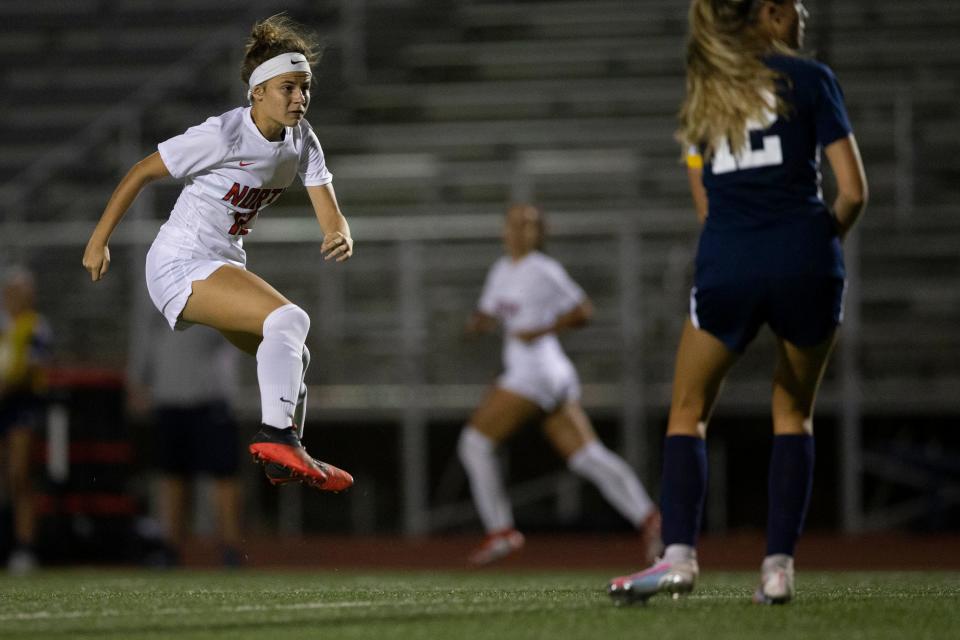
[0,0,957,416]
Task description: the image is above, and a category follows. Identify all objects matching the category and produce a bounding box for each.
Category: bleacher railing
[0,208,866,535]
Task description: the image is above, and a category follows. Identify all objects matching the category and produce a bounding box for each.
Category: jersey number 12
[711,105,783,175]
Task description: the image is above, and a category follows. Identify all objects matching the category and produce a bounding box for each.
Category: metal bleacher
[0,0,958,534]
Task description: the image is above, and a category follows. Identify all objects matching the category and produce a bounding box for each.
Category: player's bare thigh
[667,318,739,437]
[218,329,263,356]
[468,387,543,444]
[771,332,837,435]
[542,401,598,459]
[181,265,290,339]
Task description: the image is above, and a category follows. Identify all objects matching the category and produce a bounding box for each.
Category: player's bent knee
[669,401,706,425]
[263,303,310,345]
[458,427,494,465]
[567,441,607,473]
[773,414,813,436]
[667,415,707,437]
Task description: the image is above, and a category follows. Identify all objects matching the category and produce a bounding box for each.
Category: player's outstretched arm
[824,134,868,240]
[307,184,353,262]
[83,152,170,281]
[553,298,593,333]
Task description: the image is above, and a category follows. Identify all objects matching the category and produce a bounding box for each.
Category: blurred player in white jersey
[83,15,352,493]
[459,204,660,565]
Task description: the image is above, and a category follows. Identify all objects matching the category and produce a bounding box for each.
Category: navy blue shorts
[690,276,845,353]
[154,401,239,477]
[0,393,45,437]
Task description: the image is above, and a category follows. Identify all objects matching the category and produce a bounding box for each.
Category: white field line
[0,600,377,622]
[0,595,599,623]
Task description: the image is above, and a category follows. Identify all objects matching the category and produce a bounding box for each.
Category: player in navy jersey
[608,0,867,605]
[82,15,353,493]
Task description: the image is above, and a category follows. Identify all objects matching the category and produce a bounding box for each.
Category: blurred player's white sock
[458,426,514,533]
[568,441,655,528]
[257,304,309,429]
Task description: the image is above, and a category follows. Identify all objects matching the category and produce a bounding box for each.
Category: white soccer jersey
[478,251,586,371]
[155,106,332,264]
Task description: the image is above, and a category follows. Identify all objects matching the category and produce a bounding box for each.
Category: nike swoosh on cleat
[239,161,255,166]
[279,397,296,406]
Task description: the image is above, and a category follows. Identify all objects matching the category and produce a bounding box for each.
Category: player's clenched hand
[82,241,111,281]
[321,231,353,262]
[465,311,497,337]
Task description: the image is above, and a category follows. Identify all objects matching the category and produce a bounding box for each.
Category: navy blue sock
[660,435,708,547]
[766,434,815,557]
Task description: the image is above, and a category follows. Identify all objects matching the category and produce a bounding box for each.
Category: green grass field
[1,570,958,640]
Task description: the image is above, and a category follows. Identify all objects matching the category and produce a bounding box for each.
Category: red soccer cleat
[468,528,525,566]
[249,425,353,493]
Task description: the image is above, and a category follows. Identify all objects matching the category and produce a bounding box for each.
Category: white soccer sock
[458,426,514,533]
[257,304,310,429]
[293,345,310,437]
[663,544,697,564]
[567,440,655,528]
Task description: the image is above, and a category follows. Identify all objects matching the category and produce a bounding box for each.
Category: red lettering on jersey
[262,188,285,206]
[495,301,520,318]
[237,188,262,209]
[222,182,251,206]
[252,190,272,209]
[228,210,258,236]
[223,184,285,210]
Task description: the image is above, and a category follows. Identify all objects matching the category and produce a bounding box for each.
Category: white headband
[247,52,311,101]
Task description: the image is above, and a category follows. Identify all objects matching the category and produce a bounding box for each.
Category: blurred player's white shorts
[145,239,241,331]
[497,356,581,412]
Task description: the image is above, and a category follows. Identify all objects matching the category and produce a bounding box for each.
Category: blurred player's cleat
[144,542,180,569]
[221,545,245,568]
[7,546,38,576]
[249,425,353,492]
[753,554,794,605]
[639,510,664,565]
[469,528,525,566]
[608,558,699,605]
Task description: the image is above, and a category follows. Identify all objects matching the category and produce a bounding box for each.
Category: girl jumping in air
[83,15,353,493]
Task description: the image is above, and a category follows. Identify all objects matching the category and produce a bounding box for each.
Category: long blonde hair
[678,0,794,159]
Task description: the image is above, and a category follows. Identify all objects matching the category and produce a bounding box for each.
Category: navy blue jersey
[694,54,852,287]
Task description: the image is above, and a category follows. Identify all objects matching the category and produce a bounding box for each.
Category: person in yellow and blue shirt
[0,267,52,574]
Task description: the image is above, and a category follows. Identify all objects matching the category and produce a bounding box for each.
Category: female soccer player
[82,15,353,492]
[608,0,867,604]
[460,204,660,565]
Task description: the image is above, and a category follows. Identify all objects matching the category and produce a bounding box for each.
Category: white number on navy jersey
[711,96,782,175]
